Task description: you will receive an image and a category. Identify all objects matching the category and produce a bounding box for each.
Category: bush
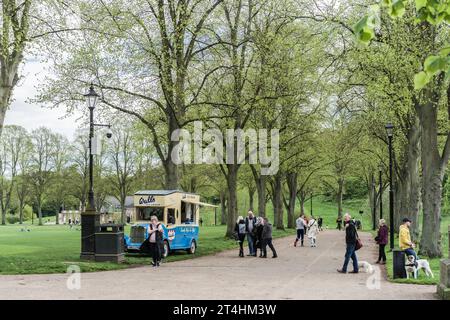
[6,215,20,224]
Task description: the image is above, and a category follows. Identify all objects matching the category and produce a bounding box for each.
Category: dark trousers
[262,238,277,257]
[378,244,386,262]
[238,235,245,257]
[296,229,305,245]
[404,248,418,261]
[149,242,160,265]
[342,243,358,272]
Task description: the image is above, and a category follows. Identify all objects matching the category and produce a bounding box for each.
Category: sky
[4,59,83,139]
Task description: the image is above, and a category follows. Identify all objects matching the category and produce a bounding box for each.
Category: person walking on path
[336,216,342,231]
[148,215,164,267]
[399,218,418,262]
[235,216,246,257]
[255,217,264,257]
[318,216,323,231]
[261,217,278,258]
[375,219,388,264]
[337,213,359,274]
[294,214,306,247]
[307,216,319,247]
[245,211,257,256]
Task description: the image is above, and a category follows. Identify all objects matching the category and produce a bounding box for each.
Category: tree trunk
[164,160,179,190]
[272,174,284,230]
[251,166,267,217]
[0,87,12,139]
[220,190,227,225]
[394,119,421,239]
[368,173,376,229]
[1,209,5,225]
[38,204,43,226]
[226,164,239,238]
[417,102,443,258]
[337,177,344,218]
[286,173,297,228]
[248,187,255,212]
[297,190,306,216]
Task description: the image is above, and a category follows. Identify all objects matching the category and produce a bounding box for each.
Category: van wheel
[162,240,170,258]
[187,240,197,254]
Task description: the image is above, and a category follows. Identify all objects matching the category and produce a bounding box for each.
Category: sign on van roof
[134,190,197,196]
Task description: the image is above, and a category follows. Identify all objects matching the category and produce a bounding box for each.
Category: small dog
[405,255,434,279]
[358,261,374,274]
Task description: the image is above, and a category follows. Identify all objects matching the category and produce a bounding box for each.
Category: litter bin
[95,224,125,263]
[393,249,406,279]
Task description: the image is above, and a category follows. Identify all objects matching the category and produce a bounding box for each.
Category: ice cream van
[124,190,216,257]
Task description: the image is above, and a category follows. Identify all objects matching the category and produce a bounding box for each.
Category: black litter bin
[393,249,406,279]
[95,224,125,263]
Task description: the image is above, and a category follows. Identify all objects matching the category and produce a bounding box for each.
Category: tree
[29,127,56,226]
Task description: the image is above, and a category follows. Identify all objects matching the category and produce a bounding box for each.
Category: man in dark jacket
[261,217,278,258]
[245,211,257,256]
[337,213,359,274]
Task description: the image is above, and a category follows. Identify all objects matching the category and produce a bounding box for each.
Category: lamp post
[385,123,395,251]
[378,164,383,220]
[310,193,313,217]
[372,180,376,231]
[85,84,99,211]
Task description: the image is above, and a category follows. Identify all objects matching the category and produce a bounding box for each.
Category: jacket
[377,225,388,245]
[345,221,357,245]
[245,217,257,234]
[399,224,411,250]
[262,223,273,239]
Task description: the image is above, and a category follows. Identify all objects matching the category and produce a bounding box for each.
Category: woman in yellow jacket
[399,217,418,261]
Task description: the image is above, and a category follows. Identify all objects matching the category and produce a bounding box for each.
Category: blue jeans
[404,248,418,261]
[342,243,358,272]
[247,233,255,255]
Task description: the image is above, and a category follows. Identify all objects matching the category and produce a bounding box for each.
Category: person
[148,215,164,267]
[245,211,257,256]
[307,216,319,247]
[318,216,323,231]
[336,216,342,231]
[399,217,418,263]
[261,217,278,258]
[375,219,388,264]
[294,214,306,247]
[255,217,264,257]
[337,213,359,274]
[199,218,203,226]
[235,216,246,257]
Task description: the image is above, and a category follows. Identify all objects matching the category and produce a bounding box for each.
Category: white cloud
[4,59,84,140]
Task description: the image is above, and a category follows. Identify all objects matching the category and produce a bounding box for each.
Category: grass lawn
[0,223,295,275]
[384,215,450,285]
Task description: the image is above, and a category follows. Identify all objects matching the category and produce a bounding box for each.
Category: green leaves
[389,0,407,17]
[414,50,450,89]
[354,16,376,45]
[415,0,427,11]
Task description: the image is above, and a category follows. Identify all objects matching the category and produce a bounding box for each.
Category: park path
[0,230,437,300]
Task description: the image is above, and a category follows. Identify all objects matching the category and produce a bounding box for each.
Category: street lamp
[372,180,376,231]
[378,163,383,220]
[385,123,394,250]
[85,84,99,211]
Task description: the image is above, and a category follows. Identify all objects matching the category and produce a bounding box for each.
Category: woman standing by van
[235,216,246,257]
[148,215,164,267]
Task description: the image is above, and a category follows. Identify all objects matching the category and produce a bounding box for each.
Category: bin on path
[393,249,406,279]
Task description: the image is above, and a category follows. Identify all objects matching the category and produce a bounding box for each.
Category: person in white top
[294,215,306,247]
[148,215,164,267]
[307,217,319,247]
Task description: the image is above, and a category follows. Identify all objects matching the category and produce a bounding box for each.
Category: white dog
[405,255,434,279]
[358,261,374,274]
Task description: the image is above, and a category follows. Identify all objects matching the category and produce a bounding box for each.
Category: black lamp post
[385,123,395,250]
[378,164,383,220]
[310,193,313,217]
[372,180,376,231]
[85,84,99,211]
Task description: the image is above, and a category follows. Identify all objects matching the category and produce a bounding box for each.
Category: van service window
[138,207,163,221]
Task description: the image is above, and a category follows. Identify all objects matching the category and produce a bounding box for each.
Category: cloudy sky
[4,59,83,139]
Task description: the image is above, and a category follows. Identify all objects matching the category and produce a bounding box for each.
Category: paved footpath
[0,230,437,300]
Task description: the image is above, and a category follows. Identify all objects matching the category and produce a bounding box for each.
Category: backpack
[238,223,246,235]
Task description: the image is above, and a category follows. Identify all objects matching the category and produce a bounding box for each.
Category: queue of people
[234,211,277,258]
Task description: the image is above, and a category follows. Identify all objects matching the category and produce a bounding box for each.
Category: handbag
[355,228,363,251]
